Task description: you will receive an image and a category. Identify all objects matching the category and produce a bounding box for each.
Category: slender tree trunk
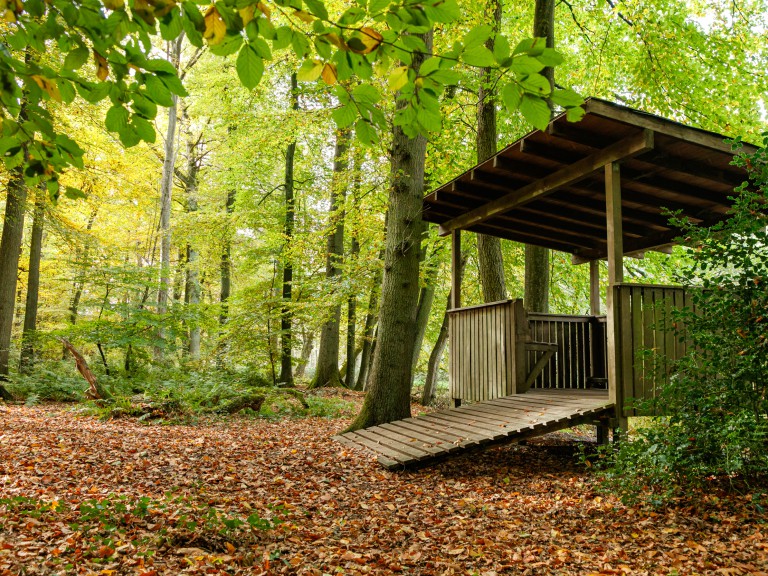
[0,169,26,396]
[422,294,450,406]
[353,262,382,391]
[410,256,439,376]
[279,73,298,386]
[525,0,555,313]
[346,31,432,429]
[345,238,359,387]
[476,0,507,304]
[156,36,183,359]
[308,129,350,389]
[181,107,202,360]
[220,188,235,326]
[294,331,314,380]
[67,209,98,334]
[19,186,46,373]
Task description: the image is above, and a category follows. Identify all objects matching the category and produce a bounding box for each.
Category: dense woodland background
[0,0,766,414]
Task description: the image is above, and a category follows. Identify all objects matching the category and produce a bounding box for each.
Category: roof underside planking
[422,98,758,262]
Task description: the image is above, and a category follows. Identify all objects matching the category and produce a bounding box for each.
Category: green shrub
[601,136,768,501]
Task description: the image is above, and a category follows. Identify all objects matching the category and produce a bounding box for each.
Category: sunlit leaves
[297,59,323,82]
[347,28,383,54]
[519,94,552,131]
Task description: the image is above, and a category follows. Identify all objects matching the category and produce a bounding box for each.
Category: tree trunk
[525,0,555,313]
[0,168,26,397]
[278,73,298,386]
[294,331,314,380]
[353,263,381,391]
[476,0,507,304]
[19,186,46,373]
[422,293,450,406]
[345,240,359,387]
[182,106,202,360]
[220,187,235,326]
[156,36,183,359]
[410,281,436,376]
[346,31,432,429]
[308,129,350,389]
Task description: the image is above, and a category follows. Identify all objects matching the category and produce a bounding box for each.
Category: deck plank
[336,389,613,469]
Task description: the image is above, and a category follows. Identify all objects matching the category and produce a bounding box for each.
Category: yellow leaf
[293,9,314,23]
[102,0,124,9]
[388,65,408,91]
[30,75,62,102]
[349,27,382,54]
[320,63,337,85]
[203,5,227,46]
[239,4,255,26]
[323,33,347,50]
[93,50,109,81]
[133,0,156,24]
[256,1,270,19]
[297,59,323,82]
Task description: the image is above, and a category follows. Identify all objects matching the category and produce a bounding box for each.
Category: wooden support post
[604,162,628,434]
[589,260,600,316]
[451,230,461,310]
[451,230,461,408]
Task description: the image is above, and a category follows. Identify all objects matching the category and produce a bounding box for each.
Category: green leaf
[368,0,390,14]
[209,34,243,56]
[519,94,551,130]
[236,44,264,89]
[132,115,156,143]
[566,106,586,122]
[510,55,544,76]
[501,82,523,112]
[355,118,377,146]
[537,47,564,67]
[63,46,90,71]
[105,105,130,133]
[296,59,323,82]
[273,26,293,50]
[352,83,380,104]
[551,88,583,108]
[332,104,357,129]
[144,75,175,107]
[142,58,177,75]
[493,34,510,64]
[513,37,546,56]
[419,57,440,77]
[160,7,184,41]
[422,0,459,23]
[429,69,461,85]
[64,186,87,200]
[77,81,111,104]
[291,33,311,58]
[58,80,76,104]
[304,0,328,20]
[132,93,158,119]
[462,46,495,68]
[388,65,408,91]
[520,73,551,96]
[157,71,189,97]
[463,25,492,49]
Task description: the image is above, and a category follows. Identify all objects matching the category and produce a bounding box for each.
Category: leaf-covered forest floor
[1,391,767,575]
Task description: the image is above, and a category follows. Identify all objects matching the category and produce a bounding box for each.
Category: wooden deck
[333,389,614,470]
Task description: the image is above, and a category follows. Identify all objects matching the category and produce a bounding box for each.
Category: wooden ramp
[333,389,613,470]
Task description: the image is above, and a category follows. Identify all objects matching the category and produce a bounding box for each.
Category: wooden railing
[448,299,527,402]
[613,283,693,416]
[527,314,607,389]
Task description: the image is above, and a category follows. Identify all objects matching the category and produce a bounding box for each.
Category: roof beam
[438,129,655,236]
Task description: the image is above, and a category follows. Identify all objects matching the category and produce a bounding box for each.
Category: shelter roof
[422,98,757,261]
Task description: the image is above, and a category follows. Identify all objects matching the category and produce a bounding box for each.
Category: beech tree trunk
[422,252,465,405]
[309,129,350,389]
[19,186,46,373]
[219,188,235,327]
[279,73,298,386]
[156,37,183,359]
[353,263,382,391]
[345,236,359,387]
[182,106,202,360]
[525,0,555,313]
[346,31,432,429]
[476,0,507,304]
[0,169,26,397]
[294,331,314,380]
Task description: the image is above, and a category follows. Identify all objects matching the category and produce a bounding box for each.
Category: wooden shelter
[335,98,756,470]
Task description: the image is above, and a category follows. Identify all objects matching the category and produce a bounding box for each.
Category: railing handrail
[527,313,602,323]
[448,298,518,314]
[613,282,689,290]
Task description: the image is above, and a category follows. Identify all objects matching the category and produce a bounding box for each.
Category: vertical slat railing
[526,314,607,389]
[612,283,693,416]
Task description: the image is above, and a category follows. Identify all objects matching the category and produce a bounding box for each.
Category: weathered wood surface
[613,283,693,417]
[334,389,613,470]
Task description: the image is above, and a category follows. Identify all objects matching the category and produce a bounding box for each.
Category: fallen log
[60,338,111,400]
